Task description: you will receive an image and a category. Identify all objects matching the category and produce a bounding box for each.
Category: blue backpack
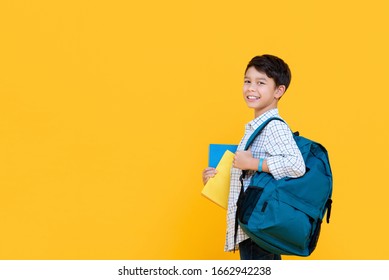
[235,117,333,256]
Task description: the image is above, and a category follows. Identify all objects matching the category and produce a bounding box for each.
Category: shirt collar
[246,108,280,131]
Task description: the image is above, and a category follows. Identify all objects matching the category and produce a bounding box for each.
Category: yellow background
[1,0,388,260]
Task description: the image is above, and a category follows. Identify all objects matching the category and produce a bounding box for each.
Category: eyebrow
[244,76,268,81]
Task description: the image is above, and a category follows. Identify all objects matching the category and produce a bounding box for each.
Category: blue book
[208,144,238,168]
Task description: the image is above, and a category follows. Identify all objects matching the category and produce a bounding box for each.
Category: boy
[202,54,306,260]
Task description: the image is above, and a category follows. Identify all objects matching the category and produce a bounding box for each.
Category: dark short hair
[245,54,292,90]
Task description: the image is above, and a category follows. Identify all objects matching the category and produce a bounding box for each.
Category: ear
[274,85,286,100]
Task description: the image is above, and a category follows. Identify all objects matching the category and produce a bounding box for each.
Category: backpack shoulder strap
[244,117,285,150]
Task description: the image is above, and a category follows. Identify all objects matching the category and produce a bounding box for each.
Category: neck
[254,105,278,119]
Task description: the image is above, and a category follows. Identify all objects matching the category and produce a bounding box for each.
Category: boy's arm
[264,121,305,180]
[233,121,305,180]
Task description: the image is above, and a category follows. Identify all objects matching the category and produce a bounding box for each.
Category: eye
[244,80,250,84]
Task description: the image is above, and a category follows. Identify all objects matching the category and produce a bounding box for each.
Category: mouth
[246,95,260,101]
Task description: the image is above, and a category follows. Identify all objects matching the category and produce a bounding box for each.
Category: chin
[245,102,259,109]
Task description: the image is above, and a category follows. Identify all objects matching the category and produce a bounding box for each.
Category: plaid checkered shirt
[225,108,306,252]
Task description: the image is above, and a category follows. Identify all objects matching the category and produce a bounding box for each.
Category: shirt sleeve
[264,120,306,180]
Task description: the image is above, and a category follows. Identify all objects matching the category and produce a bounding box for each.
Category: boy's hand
[233,150,258,171]
[202,167,218,185]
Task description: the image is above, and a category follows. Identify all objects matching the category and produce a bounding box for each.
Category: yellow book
[201,150,235,209]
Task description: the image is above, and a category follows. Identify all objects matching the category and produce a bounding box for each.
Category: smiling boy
[202,54,306,260]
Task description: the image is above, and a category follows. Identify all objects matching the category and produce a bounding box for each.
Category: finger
[203,167,216,173]
[204,169,217,177]
[203,171,217,184]
[203,168,214,177]
[208,170,218,177]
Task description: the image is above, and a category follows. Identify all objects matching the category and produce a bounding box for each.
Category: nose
[248,83,257,91]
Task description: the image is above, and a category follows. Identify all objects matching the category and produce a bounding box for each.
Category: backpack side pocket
[237,186,264,224]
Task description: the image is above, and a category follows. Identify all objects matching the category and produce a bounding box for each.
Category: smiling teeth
[248,96,259,99]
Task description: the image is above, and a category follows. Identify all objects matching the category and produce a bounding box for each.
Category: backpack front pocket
[254,198,312,250]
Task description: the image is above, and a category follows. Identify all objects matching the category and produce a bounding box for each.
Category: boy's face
[243,66,284,118]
